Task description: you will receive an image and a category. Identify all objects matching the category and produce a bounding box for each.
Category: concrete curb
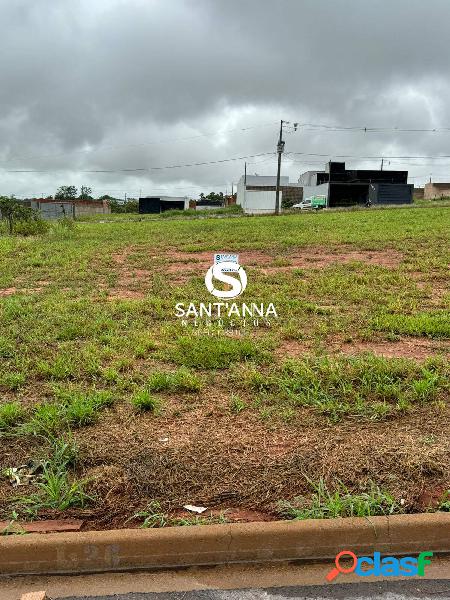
[1,513,449,576]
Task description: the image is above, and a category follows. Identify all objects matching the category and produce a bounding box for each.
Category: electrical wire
[4,120,450,167]
[284,122,450,133]
[286,151,450,160]
[0,122,278,166]
[2,152,275,174]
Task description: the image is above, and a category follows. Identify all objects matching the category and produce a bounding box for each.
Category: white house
[236,175,302,214]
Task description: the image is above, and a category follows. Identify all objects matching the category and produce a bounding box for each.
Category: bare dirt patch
[275,339,312,358]
[411,276,449,308]
[0,288,16,297]
[108,246,404,287]
[160,247,403,281]
[337,338,450,360]
[109,248,152,299]
[107,289,146,300]
[0,285,47,297]
[276,337,449,361]
[262,248,403,273]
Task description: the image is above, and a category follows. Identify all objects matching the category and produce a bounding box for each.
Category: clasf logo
[326,550,433,582]
[204,254,247,299]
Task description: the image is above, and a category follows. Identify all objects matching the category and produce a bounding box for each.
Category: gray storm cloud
[1,0,450,198]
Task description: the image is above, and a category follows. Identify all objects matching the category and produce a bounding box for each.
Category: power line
[286,151,450,160]
[5,120,450,167]
[2,152,275,174]
[284,122,450,133]
[0,122,277,166]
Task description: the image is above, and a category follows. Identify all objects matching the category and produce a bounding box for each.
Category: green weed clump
[249,354,448,421]
[131,390,162,412]
[169,336,269,369]
[17,390,114,435]
[171,514,228,526]
[63,390,114,426]
[0,402,25,431]
[147,367,202,392]
[439,491,450,512]
[229,394,246,414]
[18,403,63,436]
[128,501,228,528]
[17,437,91,514]
[128,501,168,528]
[0,372,26,391]
[278,478,401,520]
[372,311,450,339]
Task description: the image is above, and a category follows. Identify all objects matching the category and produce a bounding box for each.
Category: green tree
[0,197,42,235]
[79,186,93,200]
[55,186,77,200]
[124,199,138,213]
[108,199,125,213]
[198,192,224,205]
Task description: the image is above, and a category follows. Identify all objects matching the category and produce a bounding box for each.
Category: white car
[292,200,313,210]
[292,196,327,210]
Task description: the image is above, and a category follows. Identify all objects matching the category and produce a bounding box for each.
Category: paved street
[5,558,450,600]
[63,580,450,600]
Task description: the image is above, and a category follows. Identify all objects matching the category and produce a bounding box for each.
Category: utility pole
[275,120,297,215]
[244,161,247,185]
[380,158,384,171]
[275,120,285,215]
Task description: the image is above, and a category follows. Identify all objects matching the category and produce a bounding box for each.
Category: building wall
[241,175,289,187]
[31,201,74,219]
[245,185,302,206]
[424,183,450,199]
[195,204,221,211]
[302,183,329,204]
[236,177,246,207]
[241,189,280,214]
[236,175,303,213]
[298,171,323,186]
[368,183,413,205]
[74,201,110,216]
[139,196,189,213]
[281,186,303,206]
[30,200,110,219]
[159,196,189,210]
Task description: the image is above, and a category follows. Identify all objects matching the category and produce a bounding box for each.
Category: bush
[13,218,49,236]
[109,199,138,213]
[0,197,49,236]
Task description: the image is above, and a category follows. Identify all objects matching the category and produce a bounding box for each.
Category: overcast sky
[1,0,450,199]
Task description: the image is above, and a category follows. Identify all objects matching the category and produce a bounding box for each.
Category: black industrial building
[299,162,413,207]
[139,196,188,214]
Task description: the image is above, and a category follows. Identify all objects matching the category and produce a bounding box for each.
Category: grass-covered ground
[0,204,449,530]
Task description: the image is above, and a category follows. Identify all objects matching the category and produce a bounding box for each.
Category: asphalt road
[63,579,450,599]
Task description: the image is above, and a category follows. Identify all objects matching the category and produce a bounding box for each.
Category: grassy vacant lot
[0,204,449,529]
